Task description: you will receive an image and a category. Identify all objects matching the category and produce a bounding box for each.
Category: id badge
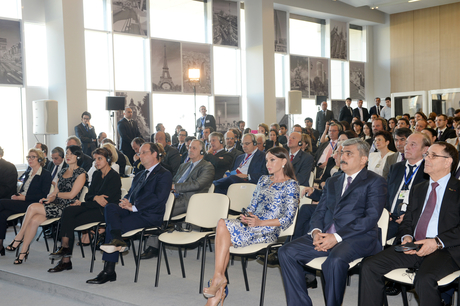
[398,190,409,200]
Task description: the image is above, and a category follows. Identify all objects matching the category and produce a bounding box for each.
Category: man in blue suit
[86,142,172,284]
[279,138,386,306]
[213,133,267,194]
[285,131,314,186]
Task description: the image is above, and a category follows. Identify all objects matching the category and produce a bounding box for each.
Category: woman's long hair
[266,147,296,181]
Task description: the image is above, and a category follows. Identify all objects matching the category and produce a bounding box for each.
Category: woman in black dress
[7,146,86,264]
[0,148,52,255]
[48,146,121,272]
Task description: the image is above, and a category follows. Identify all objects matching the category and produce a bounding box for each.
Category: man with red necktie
[360,141,460,306]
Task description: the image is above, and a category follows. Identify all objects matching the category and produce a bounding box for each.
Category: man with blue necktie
[46,147,67,187]
[196,105,216,138]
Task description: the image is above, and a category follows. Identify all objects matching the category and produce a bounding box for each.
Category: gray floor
[0,227,411,306]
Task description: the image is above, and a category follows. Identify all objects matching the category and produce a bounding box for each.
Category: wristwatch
[434,236,443,249]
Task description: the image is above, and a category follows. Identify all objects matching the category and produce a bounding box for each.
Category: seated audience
[388,118,397,133]
[255,133,266,152]
[422,128,437,144]
[301,133,312,154]
[285,132,314,187]
[363,122,373,140]
[181,136,196,164]
[382,128,412,179]
[268,129,281,148]
[87,143,119,183]
[100,138,127,176]
[48,147,121,272]
[224,131,243,164]
[86,143,172,284]
[203,147,299,306]
[352,121,365,139]
[368,130,395,177]
[278,124,288,146]
[0,148,52,254]
[204,132,232,180]
[258,123,269,138]
[131,137,145,175]
[6,145,86,264]
[415,119,428,132]
[213,133,268,195]
[47,147,67,186]
[447,124,460,149]
[360,142,460,306]
[66,136,93,172]
[0,146,18,199]
[155,131,180,176]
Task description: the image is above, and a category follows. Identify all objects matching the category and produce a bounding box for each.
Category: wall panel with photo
[0,18,22,85]
[212,0,239,47]
[290,55,309,98]
[112,0,148,36]
[330,19,348,61]
[349,61,365,100]
[214,96,240,133]
[151,39,182,92]
[115,91,151,140]
[182,42,212,95]
[274,10,287,53]
[309,57,329,98]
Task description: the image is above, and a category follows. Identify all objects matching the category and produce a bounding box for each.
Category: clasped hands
[401,236,437,257]
[312,229,338,252]
[119,198,133,211]
[240,212,261,227]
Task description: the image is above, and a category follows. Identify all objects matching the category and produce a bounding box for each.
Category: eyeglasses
[26,155,38,160]
[179,134,187,137]
[226,137,234,140]
[423,153,450,159]
[242,142,252,146]
[82,117,90,120]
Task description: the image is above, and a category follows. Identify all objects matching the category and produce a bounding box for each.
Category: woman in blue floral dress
[203,146,299,306]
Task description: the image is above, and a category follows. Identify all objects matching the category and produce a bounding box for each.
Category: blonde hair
[28,148,46,167]
[101,143,118,163]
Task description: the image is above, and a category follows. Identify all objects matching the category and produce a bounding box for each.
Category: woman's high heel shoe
[0,246,5,256]
[6,238,23,252]
[14,247,29,265]
[203,279,228,298]
[205,286,226,306]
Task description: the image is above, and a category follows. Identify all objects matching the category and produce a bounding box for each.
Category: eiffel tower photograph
[274,10,287,53]
[150,39,182,92]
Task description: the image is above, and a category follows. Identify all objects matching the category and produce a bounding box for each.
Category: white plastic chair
[171,184,216,221]
[155,193,229,293]
[226,183,257,219]
[121,177,133,192]
[125,165,133,175]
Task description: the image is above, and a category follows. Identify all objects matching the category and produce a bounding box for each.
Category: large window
[85,31,112,90]
[86,90,113,140]
[0,0,21,19]
[289,16,322,57]
[213,46,241,96]
[349,26,366,62]
[24,23,48,87]
[0,87,24,164]
[83,0,110,31]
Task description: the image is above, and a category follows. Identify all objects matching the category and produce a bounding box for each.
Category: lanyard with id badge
[397,163,421,214]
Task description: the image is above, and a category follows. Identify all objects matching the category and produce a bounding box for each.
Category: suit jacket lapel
[438,178,458,224]
[334,174,345,207]
[339,169,367,203]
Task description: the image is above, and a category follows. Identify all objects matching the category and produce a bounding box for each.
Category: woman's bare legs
[204,219,232,305]
[14,203,47,262]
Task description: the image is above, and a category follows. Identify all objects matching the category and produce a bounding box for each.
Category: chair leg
[90,225,99,273]
[120,251,125,266]
[134,233,144,283]
[241,256,250,291]
[13,224,17,235]
[401,285,409,306]
[163,245,171,275]
[231,254,234,266]
[178,247,186,278]
[197,245,201,260]
[259,248,270,306]
[320,271,327,305]
[36,228,43,242]
[208,237,213,252]
[184,248,187,258]
[225,268,229,285]
[155,242,163,287]
[78,232,85,258]
[43,227,50,252]
[199,238,207,294]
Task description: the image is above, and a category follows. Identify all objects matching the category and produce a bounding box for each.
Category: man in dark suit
[315,101,335,136]
[360,142,460,306]
[196,105,216,138]
[180,136,196,164]
[204,132,233,180]
[0,147,18,199]
[315,123,341,170]
[66,136,93,172]
[382,128,413,179]
[338,98,354,124]
[47,147,67,186]
[75,111,97,156]
[279,138,386,306]
[117,107,142,165]
[213,133,268,195]
[304,118,319,154]
[154,131,180,177]
[436,114,456,141]
[278,124,289,146]
[173,129,188,158]
[385,132,430,239]
[35,143,51,170]
[369,97,384,117]
[353,99,370,122]
[285,132,314,186]
[224,130,243,165]
[87,142,172,284]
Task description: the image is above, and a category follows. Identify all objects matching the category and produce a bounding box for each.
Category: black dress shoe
[48,260,72,273]
[100,238,128,254]
[140,247,159,260]
[86,270,117,284]
[307,278,318,289]
[49,247,72,260]
[257,251,280,265]
[385,283,401,296]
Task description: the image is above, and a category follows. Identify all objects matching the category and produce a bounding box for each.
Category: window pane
[349,28,365,62]
[213,46,240,96]
[275,53,286,97]
[0,86,23,164]
[114,35,149,91]
[152,94,212,136]
[85,31,111,90]
[289,19,321,57]
[24,23,48,87]
[86,90,113,140]
[292,99,319,130]
[331,60,349,100]
[83,0,109,31]
[0,0,21,19]
[150,0,207,43]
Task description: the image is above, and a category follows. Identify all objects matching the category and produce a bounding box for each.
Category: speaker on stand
[33,99,59,150]
[288,91,302,131]
[106,96,126,141]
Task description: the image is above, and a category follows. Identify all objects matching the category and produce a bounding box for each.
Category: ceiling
[338,0,460,14]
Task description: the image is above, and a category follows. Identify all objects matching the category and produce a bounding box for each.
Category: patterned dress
[43,167,87,219]
[225,175,299,248]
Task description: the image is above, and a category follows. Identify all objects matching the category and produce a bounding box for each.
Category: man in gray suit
[315,101,335,136]
[141,139,214,260]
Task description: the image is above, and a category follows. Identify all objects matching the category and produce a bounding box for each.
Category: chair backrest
[49,185,55,194]
[378,208,390,249]
[79,186,89,202]
[227,183,256,212]
[125,165,133,175]
[121,188,128,198]
[308,170,314,188]
[298,186,313,206]
[208,184,215,193]
[121,177,133,191]
[185,193,229,228]
[17,181,23,193]
[163,193,175,222]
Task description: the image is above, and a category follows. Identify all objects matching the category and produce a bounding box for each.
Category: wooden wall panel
[413,7,440,91]
[390,12,414,93]
[440,3,460,89]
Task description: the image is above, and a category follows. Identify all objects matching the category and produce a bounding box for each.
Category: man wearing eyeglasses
[360,142,460,306]
[436,114,456,141]
[173,129,188,157]
[224,130,243,164]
